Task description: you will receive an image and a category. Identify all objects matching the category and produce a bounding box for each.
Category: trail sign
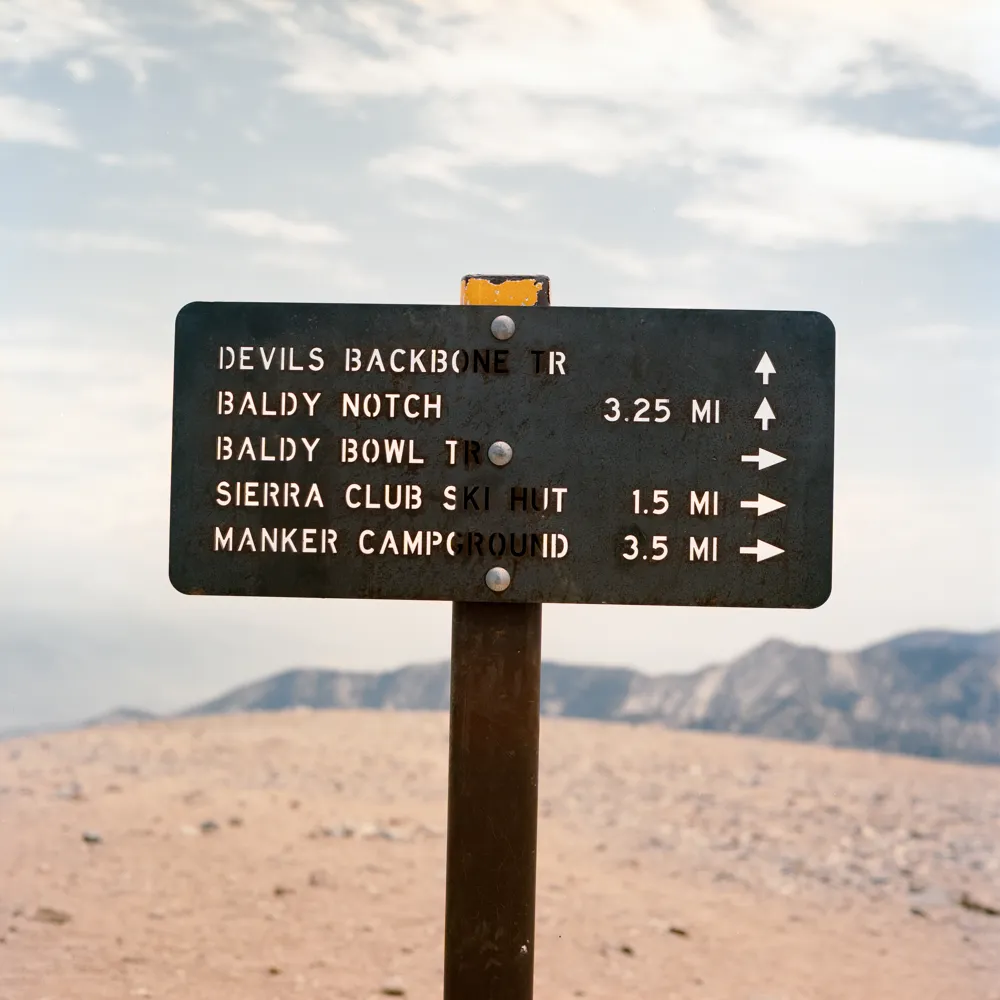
[169,302,835,608]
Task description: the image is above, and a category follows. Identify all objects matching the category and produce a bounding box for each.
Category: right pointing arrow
[740,539,785,562]
[741,493,786,516]
[741,448,786,470]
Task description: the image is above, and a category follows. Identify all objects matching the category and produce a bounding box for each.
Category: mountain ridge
[75,628,998,765]
[15,629,996,764]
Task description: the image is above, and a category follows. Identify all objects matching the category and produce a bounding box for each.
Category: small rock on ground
[959,892,1000,917]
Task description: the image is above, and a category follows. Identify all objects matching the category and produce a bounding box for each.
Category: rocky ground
[1,710,998,999]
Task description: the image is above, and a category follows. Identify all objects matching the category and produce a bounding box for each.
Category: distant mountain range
[79,629,1000,765]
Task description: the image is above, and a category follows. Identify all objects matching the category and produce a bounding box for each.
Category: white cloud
[0,94,76,146]
[248,249,376,291]
[675,121,1000,246]
[96,151,174,168]
[571,240,656,282]
[0,334,171,557]
[207,208,347,245]
[891,322,971,345]
[0,0,164,81]
[224,0,1000,246]
[66,57,95,81]
[187,0,248,25]
[33,230,171,253]
[743,0,1000,102]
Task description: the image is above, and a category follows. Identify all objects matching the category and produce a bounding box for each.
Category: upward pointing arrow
[754,397,775,430]
[755,352,776,385]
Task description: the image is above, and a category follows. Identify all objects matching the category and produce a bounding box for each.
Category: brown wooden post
[443,275,550,1000]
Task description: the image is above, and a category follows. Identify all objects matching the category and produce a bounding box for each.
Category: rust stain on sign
[460,275,550,307]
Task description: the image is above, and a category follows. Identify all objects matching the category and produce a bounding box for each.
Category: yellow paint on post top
[460,275,551,307]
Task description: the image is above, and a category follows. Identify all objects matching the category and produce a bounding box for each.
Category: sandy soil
[1,710,998,1000]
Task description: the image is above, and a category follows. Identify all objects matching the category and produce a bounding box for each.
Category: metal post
[443,275,550,1000]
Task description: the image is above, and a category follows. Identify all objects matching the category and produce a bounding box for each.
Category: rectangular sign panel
[170,303,834,607]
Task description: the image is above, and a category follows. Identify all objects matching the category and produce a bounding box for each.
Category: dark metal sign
[169,302,834,607]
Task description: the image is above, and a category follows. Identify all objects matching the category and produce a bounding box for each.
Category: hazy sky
[1,0,998,728]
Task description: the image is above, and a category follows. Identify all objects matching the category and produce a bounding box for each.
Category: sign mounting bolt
[488,441,513,466]
[491,315,515,341]
[485,567,511,593]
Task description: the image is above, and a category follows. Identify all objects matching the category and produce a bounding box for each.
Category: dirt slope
[1,710,998,999]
